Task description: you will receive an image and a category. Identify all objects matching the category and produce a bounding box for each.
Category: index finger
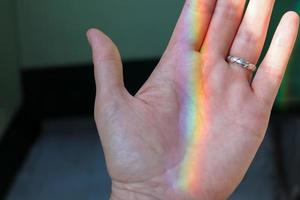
[166,0,217,52]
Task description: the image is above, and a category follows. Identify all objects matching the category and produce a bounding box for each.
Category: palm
[98,72,182,180]
[97,51,267,197]
[88,0,299,199]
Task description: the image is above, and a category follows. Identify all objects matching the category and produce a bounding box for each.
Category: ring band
[227,56,257,72]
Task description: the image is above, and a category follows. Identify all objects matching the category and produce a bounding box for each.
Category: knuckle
[262,62,284,83]
[237,29,260,44]
[257,92,274,109]
[201,58,220,77]
[215,1,240,21]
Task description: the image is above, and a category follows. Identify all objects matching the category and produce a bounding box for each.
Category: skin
[87,0,299,199]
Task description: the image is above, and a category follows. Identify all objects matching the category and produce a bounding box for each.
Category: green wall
[15,0,300,107]
[18,0,183,68]
[0,0,21,138]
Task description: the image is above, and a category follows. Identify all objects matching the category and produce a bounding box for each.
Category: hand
[87,0,299,199]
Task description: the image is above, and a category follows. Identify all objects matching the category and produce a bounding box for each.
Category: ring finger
[228,0,276,81]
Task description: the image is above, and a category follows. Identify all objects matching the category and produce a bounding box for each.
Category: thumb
[87,28,124,96]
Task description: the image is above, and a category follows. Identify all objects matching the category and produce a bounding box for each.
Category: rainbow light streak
[170,0,300,195]
[175,0,210,195]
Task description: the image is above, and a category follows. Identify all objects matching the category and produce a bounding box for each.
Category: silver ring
[227,56,257,72]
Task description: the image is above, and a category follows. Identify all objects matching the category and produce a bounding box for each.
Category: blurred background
[0,0,299,199]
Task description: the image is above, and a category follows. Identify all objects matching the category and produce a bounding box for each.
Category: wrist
[110,186,155,200]
[110,179,170,200]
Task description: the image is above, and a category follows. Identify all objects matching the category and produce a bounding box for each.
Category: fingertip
[283,11,300,27]
[86,28,99,45]
[284,11,299,19]
[87,28,101,36]
[86,28,115,49]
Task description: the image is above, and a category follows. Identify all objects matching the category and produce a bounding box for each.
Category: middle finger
[201,0,246,56]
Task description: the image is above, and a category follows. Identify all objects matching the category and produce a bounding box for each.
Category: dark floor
[6,117,280,200]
